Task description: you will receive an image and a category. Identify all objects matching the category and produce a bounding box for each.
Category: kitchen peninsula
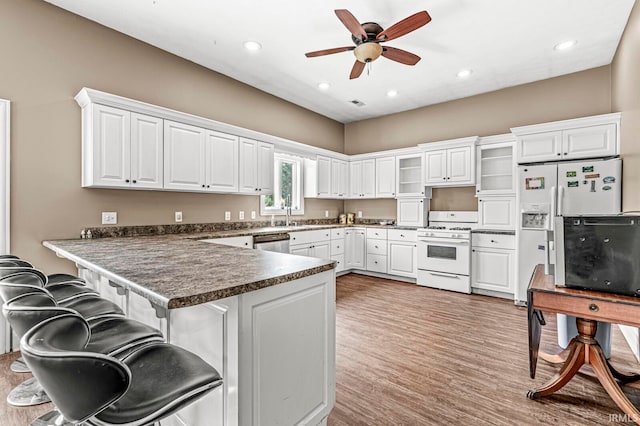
[43,234,336,426]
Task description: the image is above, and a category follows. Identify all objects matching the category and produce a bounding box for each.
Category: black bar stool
[21,313,222,426]
[3,292,163,413]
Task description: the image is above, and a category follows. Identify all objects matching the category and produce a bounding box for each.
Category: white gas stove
[417,211,478,293]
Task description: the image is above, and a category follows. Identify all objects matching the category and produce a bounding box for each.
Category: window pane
[281,161,293,206]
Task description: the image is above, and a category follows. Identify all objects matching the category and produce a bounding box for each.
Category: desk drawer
[534,292,640,327]
[367,239,387,255]
[473,233,515,249]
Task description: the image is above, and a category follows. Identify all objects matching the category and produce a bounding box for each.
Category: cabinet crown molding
[418,136,479,151]
[477,133,515,145]
[510,112,621,136]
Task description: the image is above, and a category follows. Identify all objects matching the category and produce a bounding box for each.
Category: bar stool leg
[10,356,30,373]
[7,377,50,406]
[29,409,74,426]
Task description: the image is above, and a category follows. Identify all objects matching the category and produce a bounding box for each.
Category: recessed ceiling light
[457,69,473,78]
[387,90,398,98]
[243,41,262,51]
[554,40,577,51]
[317,82,330,91]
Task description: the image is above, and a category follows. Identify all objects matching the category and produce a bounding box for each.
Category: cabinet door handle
[442,177,446,180]
[557,153,561,156]
[132,180,137,184]
[375,245,379,249]
[400,234,405,238]
[207,185,210,188]
[491,239,497,243]
[125,179,130,183]
[472,249,476,252]
[202,184,205,188]
[563,152,568,156]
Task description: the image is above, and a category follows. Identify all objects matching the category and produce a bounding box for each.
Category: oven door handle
[427,271,460,279]
[419,238,469,245]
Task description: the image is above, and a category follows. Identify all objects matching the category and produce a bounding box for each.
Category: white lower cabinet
[345,228,366,270]
[331,228,345,273]
[290,229,331,259]
[471,233,515,295]
[366,228,387,274]
[387,229,417,278]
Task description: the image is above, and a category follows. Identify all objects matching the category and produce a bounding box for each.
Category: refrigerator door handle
[549,186,557,231]
[557,185,564,216]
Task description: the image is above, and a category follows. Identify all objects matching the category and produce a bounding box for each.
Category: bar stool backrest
[0,268,47,286]
[0,281,48,303]
[21,314,131,423]
[2,292,73,338]
[0,259,33,268]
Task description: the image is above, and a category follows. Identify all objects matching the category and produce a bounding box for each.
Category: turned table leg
[528,318,640,425]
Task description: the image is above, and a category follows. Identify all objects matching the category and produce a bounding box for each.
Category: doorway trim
[0,99,9,353]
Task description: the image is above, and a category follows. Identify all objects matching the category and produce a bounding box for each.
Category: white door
[130,113,163,189]
[256,142,274,194]
[447,146,472,183]
[331,159,348,198]
[163,121,206,191]
[472,248,514,293]
[0,99,9,354]
[517,164,558,206]
[345,230,365,269]
[424,150,446,185]
[349,160,362,198]
[206,131,239,192]
[92,104,131,187]
[478,197,516,229]
[238,138,258,193]
[562,124,616,160]
[516,131,562,163]
[311,242,331,259]
[375,156,396,197]
[396,198,425,227]
[388,241,417,278]
[362,159,376,198]
[557,158,621,215]
[316,156,331,198]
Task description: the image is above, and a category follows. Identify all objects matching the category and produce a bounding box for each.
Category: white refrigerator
[517,157,621,354]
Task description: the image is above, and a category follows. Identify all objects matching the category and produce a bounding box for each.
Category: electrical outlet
[325,210,329,218]
[101,212,117,225]
[225,211,231,221]
[175,211,183,223]
[239,211,245,220]
[357,211,363,218]
[251,211,256,219]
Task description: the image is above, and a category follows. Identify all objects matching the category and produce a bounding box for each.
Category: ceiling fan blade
[376,11,431,41]
[350,61,365,79]
[335,9,368,40]
[382,46,421,65]
[305,46,354,58]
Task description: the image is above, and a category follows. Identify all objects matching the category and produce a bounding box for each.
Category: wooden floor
[1,273,639,425]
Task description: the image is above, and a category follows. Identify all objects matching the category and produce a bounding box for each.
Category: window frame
[260,153,305,216]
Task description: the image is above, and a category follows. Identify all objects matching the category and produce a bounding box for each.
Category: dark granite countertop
[189,224,418,240]
[472,229,516,235]
[43,235,335,310]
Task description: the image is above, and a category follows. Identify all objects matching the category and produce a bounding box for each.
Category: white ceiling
[45,0,635,123]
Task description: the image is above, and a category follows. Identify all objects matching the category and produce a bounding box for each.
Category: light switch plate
[357,211,363,218]
[101,212,117,225]
[325,210,329,217]
[239,211,245,220]
[175,211,183,223]
[251,211,256,219]
[225,211,231,221]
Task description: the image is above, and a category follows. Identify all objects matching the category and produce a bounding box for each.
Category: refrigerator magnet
[582,165,595,173]
[566,171,577,177]
[603,185,612,191]
[603,176,616,183]
[525,177,544,190]
[585,173,600,179]
[568,181,579,187]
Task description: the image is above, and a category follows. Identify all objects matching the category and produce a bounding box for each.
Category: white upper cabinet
[331,158,348,198]
[239,138,274,194]
[396,197,429,227]
[396,153,425,197]
[163,120,206,191]
[420,137,477,187]
[475,134,515,196]
[316,155,332,198]
[206,131,238,192]
[512,113,620,164]
[84,104,163,189]
[130,113,163,189]
[375,156,396,198]
[87,104,131,188]
[349,158,375,198]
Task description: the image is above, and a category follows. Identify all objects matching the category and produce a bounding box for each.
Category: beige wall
[345,66,613,214]
[613,0,640,212]
[1,0,344,273]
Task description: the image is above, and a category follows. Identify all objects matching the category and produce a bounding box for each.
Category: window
[260,153,304,216]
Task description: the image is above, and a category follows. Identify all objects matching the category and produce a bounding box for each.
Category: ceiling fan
[305,9,432,79]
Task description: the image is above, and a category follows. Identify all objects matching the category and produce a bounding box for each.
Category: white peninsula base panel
[78,268,336,426]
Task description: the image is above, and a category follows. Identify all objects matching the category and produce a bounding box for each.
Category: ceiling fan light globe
[354,43,383,63]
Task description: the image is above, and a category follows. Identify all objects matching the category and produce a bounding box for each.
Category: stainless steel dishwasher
[253,233,290,253]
